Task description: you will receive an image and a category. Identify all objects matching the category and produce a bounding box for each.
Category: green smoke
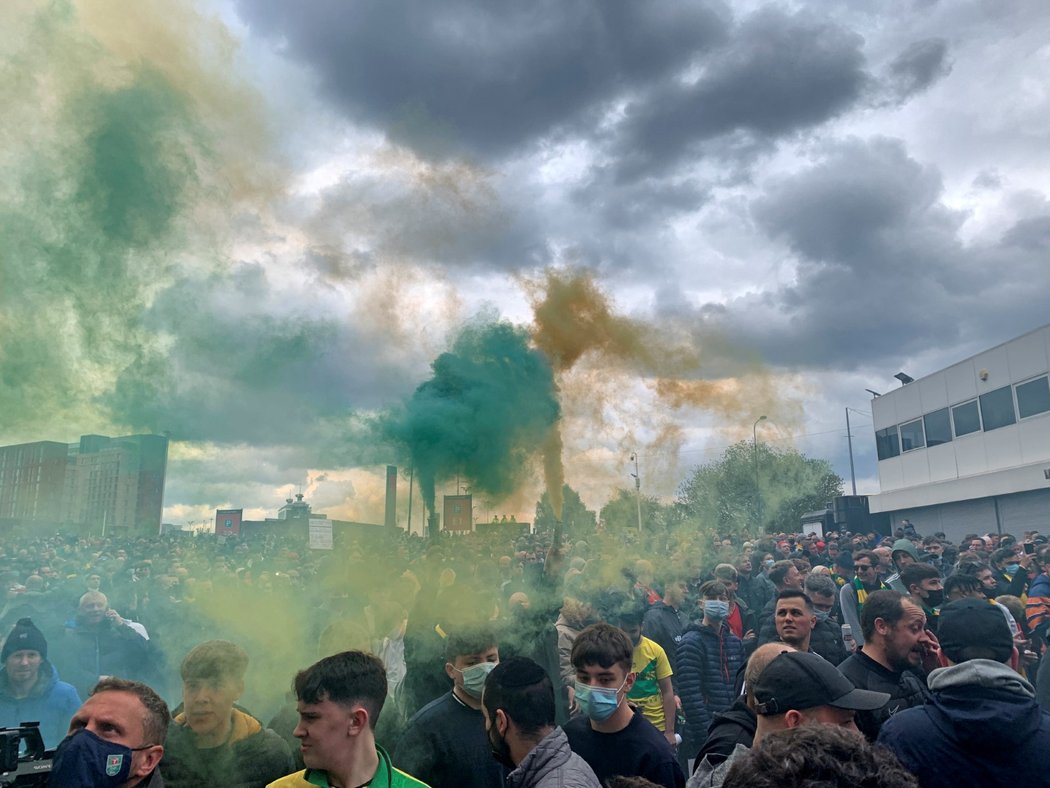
[0,4,204,439]
[381,318,560,522]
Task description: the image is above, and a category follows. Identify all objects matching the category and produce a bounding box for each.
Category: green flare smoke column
[381,319,560,534]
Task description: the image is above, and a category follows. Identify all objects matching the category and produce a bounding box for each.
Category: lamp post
[753,415,767,526]
[630,452,643,533]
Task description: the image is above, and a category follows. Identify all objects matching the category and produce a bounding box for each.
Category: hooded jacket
[507,727,600,788]
[675,623,744,749]
[0,660,81,749]
[877,659,1050,787]
[161,706,294,788]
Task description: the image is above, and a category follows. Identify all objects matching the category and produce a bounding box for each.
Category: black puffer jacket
[808,617,849,666]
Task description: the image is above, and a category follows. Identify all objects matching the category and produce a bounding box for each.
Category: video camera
[0,723,51,787]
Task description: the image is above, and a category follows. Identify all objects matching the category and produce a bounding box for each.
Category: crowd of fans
[2,518,1049,787]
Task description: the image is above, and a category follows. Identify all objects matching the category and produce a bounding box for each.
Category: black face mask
[924,589,944,608]
[488,720,515,770]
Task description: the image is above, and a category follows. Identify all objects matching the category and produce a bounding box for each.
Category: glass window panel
[1016,376,1050,419]
[952,400,981,437]
[899,419,925,451]
[980,385,1016,431]
[924,408,952,446]
[876,427,900,460]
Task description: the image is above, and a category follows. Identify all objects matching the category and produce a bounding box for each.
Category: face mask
[813,609,830,623]
[703,600,730,620]
[52,730,143,786]
[487,719,515,769]
[1006,563,1021,575]
[764,559,775,569]
[924,589,944,608]
[453,661,497,699]
[574,677,626,722]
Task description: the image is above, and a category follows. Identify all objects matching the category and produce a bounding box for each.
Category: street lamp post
[630,452,643,532]
[753,415,767,526]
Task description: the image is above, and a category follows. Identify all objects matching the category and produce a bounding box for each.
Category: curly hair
[722,725,918,788]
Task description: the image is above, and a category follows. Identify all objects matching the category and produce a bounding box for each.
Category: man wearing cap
[877,598,1050,787]
[0,617,81,748]
[689,650,888,788]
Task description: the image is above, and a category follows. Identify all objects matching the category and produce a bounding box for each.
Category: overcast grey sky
[3,0,1048,526]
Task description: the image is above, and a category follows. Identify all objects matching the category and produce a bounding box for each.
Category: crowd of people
[1,518,1049,787]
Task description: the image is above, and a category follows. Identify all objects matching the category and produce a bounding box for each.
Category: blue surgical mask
[703,600,730,621]
[52,729,142,786]
[453,660,497,699]
[764,559,775,569]
[574,677,626,722]
[813,609,830,623]
[1006,563,1021,575]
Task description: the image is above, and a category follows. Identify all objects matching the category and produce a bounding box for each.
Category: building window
[952,400,981,437]
[924,408,952,446]
[1016,375,1050,419]
[876,427,900,460]
[980,385,1017,431]
[899,419,925,451]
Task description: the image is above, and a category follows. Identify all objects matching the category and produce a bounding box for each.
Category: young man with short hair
[563,624,684,788]
[899,564,944,634]
[162,640,293,787]
[269,650,427,788]
[615,603,677,748]
[481,655,599,788]
[677,582,745,757]
[773,591,817,654]
[394,628,504,788]
[53,676,169,788]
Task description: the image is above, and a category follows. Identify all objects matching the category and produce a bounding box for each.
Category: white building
[869,324,1050,542]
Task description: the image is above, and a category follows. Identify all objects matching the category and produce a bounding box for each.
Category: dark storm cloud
[611,8,869,180]
[235,0,730,158]
[884,38,951,103]
[104,264,416,452]
[707,137,1050,369]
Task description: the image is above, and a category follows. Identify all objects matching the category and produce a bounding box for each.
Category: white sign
[309,518,333,550]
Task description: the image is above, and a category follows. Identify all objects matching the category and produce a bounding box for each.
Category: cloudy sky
[3,0,1049,529]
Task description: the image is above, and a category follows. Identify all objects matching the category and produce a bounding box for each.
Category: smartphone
[1025,543,1036,554]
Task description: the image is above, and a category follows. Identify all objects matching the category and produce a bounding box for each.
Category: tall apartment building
[0,433,168,535]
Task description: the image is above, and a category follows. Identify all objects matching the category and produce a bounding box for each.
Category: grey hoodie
[927,658,1034,698]
[508,727,600,788]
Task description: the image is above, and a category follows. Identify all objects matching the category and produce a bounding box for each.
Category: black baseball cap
[937,598,1014,664]
[753,651,889,715]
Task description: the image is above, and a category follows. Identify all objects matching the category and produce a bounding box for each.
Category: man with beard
[481,656,599,788]
[838,591,936,741]
[877,598,1050,787]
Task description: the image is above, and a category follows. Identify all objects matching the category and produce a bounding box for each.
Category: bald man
[55,591,156,699]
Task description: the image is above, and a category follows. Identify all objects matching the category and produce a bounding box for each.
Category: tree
[534,484,597,538]
[677,441,843,538]
[598,488,677,534]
